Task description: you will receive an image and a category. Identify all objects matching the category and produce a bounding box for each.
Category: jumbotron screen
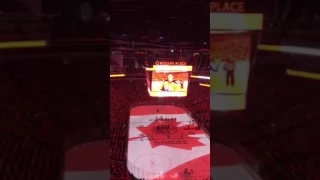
[210,32,251,110]
[210,13,263,111]
[146,65,192,97]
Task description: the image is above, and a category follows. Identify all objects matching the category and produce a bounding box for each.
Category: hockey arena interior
[0,0,320,180]
[110,50,211,180]
[110,35,320,180]
[111,0,320,180]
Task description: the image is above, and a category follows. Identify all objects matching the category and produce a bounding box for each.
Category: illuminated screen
[146,65,192,97]
[210,13,263,111]
[210,32,251,110]
[151,72,189,92]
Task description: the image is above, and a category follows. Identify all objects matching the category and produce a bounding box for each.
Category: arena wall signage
[155,61,187,66]
[210,1,245,13]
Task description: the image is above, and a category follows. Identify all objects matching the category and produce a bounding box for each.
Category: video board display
[210,13,263,111]
[210,32,251,110]
[146,65,192,97]
[151,71,189,92]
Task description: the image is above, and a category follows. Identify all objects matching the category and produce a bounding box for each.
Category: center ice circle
[134,153,171,174]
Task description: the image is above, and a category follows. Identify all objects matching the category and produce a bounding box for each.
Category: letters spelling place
[210,2,245,13]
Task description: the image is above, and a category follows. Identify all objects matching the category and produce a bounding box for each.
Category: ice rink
[127,106,210,180]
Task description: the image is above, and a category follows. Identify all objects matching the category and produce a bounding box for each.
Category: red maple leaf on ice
[129,120,205,150]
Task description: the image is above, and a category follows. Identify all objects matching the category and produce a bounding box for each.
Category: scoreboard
[145,65,193,97]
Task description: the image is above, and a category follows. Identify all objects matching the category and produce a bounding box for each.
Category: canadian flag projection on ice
[127,106,210,180]
[127,106,262,180]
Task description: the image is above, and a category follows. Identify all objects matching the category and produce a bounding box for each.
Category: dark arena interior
[0,0,320,180]
[0,0,110,179]
[0,58,110,179]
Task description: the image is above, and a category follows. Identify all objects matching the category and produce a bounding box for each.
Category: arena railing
[127,158,209,180]
[128,162,209,180]
[128,160,209,180]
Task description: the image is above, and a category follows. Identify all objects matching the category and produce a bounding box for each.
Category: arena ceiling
[110,0,209,44]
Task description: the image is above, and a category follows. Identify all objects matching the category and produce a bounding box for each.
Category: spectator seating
[214,63,320,180]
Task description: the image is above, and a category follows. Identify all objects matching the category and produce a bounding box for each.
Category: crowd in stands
[210,34,251,61]
[263,0,320,27]
[110,79,210,179]
[213,62,320,180]
[253,68,319,180]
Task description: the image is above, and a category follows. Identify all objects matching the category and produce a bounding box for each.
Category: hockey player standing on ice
[224,58,236,86]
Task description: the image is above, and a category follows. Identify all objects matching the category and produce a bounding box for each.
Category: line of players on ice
[154,116,199,130]
[139,116,200,140]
